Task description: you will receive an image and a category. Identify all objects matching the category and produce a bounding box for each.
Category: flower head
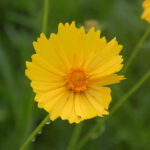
[141,0,150,23]
[25,22,124,123]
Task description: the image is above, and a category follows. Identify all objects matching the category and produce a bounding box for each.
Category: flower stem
[111,71,150,114]
[42,0,49,34]
[77,118,106,150]
[122,26,150,74]
[67,123,83,150]
[77,70,150,150]
[19,0,50,149]
[22,93,34,143]
[19,114,50,150]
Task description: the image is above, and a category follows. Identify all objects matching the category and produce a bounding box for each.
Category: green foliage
[0,0,150,150]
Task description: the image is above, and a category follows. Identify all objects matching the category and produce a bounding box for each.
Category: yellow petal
[86,38,123,72]
[25,61,64,83]
[35,87,66,104]
[84,28,107,68]
[60,92,74,119]
[78,94,99,119]
[57,22,86,67]
[31,81,66,93]
[75,93,84,118]
[33,33,68,71]
[61,92,82,123]
[87,87,111,109]
[43,89,68,113]
[89,56,123,80]
[50,92,70,121]
[141,0,150,23]
[85,92,109,116]
[90,74,125,86]
[31,54,65,76]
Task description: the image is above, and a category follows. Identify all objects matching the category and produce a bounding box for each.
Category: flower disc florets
[66,68,88,92]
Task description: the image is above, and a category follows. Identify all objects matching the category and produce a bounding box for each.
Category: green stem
[19,115,50,150]
[77,71,150,150]
[42,0,49,34]
[22,93,34,142]
[111,70,150,114]
[19,0,50,149]
[77,118,106,150]
[67,123,83,150]
[22,0,49,141]
[122,26,150,74]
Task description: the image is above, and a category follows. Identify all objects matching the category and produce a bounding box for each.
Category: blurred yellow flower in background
[84,19,100,31]
[25,22,124,123]
[141,0,150,23]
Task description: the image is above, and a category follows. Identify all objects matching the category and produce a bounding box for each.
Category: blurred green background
[0,0,150,150]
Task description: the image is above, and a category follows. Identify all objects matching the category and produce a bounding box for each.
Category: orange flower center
[66,68,88,92]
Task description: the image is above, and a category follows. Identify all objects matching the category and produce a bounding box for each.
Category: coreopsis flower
[25,22,124,123]
[141,0,150,23]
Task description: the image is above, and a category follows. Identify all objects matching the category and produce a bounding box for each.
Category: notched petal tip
[87,26,101,37]
[31,54,37,60]
[58,21,77,33]
[120,75,126,80]
[68,119,81,124]
[113,36,117,40]
[50,116,56,121]
[33,41,37,49]
[88,26,95,33]
[79,25,86,34]
[40,33,47,39]
[101,36,107,43]
[109,37,117,44]
[118,44,123,51]
[25,61,31,68]
[96,29,101,36]
[37,102,44,108]
[101,109,109,116]
[65,22,69,27]
[58,22,64,28]
[25,69,28,75]
[71,21,75,27]
[49,33,57,39]
[58,22,65,33]
[25,69,30,79]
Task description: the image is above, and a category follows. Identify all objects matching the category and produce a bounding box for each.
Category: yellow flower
[25,22,124,123]
[141,0,150,23]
